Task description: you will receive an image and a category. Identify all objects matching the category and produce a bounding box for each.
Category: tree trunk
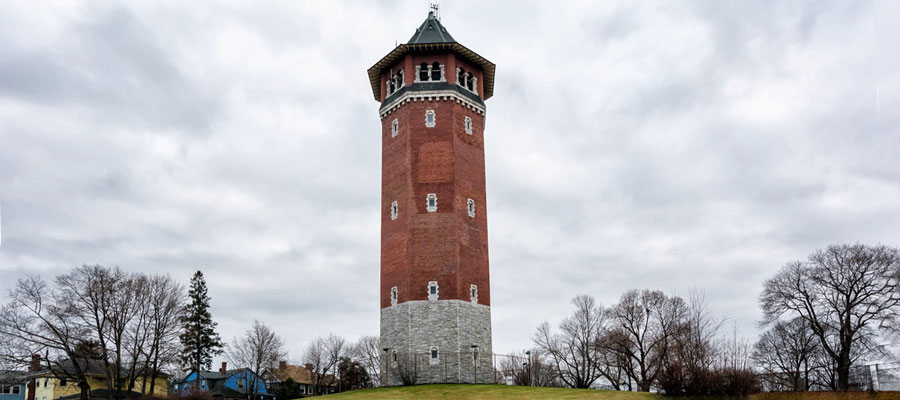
[837,347,851,391]
[79,379,92,400]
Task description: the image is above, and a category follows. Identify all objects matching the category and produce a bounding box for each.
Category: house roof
[267,364,336,386]
[407,11,456,44]
[0,370,28,384]
[58,389,145,400]
[32,359,169,379]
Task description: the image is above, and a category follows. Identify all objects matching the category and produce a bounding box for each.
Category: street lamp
[382,348,390,387]
[471,344,479,384]
[525,351,533,387]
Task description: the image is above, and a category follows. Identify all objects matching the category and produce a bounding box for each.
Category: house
[28,357,168,400]
[175,363,274,400]
[0,371,28,400]
[261,361,337,397]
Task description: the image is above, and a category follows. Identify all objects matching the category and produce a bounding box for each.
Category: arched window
[430,346,439,364]
[431,62,441,81]
[419,63,429,82]
[457,68,465,86]
[389,79,395,94]
[466,73,474,91]
[390,286,398,305]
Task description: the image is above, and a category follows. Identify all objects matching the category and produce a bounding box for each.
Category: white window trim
[467,198,475,218]
[428,281,439,301]
[430,346,440,365]
[465,116,472,135]
[426,194,437,212]
[425,110,436,128]
[470,284,478,304]
[390,200,398,220]
[391,119,399,137]
[390,286,398,306]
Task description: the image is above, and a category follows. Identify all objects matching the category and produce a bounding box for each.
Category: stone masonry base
[380,300,493,385]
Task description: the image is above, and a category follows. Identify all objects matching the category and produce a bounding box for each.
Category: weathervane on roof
[429,1,440,20]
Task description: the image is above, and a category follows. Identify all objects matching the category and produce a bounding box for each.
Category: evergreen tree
[179,271,223,375]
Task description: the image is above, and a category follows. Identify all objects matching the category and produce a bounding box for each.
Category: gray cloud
[1,0,898,360]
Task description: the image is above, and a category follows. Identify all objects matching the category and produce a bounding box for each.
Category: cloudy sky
[1,0,899,360]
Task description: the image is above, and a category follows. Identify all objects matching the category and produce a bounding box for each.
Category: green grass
[324,385,900,400]
[325,384,659,400]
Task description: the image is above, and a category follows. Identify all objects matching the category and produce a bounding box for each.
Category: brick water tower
[367,10,496,385]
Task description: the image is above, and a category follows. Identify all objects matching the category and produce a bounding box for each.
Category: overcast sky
[1,1,899,362]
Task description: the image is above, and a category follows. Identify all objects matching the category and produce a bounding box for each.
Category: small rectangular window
[465,116,472,135]
[426,194,437,212]
[390,286,398,306]
[59,379,67,387]
[425,110,436,128]
[391,119,399,137]
[428,281,439,300]
[390,201,398,220]
[467,198,475,218]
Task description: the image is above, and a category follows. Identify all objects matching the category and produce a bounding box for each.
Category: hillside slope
[326,384,658,400]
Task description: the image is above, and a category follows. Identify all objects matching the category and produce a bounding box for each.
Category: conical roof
[407,11,456,44]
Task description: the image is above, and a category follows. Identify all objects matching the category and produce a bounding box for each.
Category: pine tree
[179,271,223,375]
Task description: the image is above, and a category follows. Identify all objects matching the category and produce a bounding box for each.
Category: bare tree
[226,320,286,400]
[753,318,820,391]
[350,336,381,387]
[760,244,900,391]
[0,275,94,400]
[303,334,345,394]
[658,290,725,396]
[140,275,184,395]
[533,295,607,388]
[388,351,420,386]
[604,289,686,392]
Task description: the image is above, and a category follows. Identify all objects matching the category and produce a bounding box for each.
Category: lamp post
[382,348,390,387]
[525,351,533,387]
[471,344,479,384]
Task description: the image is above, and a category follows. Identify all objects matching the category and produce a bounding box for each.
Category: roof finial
[429,1,440,21]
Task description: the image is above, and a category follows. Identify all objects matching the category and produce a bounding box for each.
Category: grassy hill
[325,385,900,400]
[326,384,658,400]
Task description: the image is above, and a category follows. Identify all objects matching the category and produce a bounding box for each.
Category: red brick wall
[380,55,490,308]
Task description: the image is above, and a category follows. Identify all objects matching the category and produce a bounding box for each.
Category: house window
[237,379,244,389]
[43,379,47,387]
[59,379,67,387]
[465,116,472,134]
[470,284,478,303]
[425,110,435,127]
[390,201,398,220]
[428,281,439,300]
[467,198,475,218]
[426,194,437,212]
[391,119,398,137]
[391,286,398,306]
[430,347,439,364]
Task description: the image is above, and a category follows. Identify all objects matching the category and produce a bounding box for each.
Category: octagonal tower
[367,11,496,385]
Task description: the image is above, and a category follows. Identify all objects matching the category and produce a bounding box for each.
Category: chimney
[304,363,313,372]
[219,362,227,375]
[29,354,41,372]
[278,360,287,370]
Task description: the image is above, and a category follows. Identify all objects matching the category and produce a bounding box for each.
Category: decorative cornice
[379,89,486,119]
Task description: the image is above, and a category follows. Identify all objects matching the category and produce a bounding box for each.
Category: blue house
[0,371,27,400]
[176,364,274,400]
